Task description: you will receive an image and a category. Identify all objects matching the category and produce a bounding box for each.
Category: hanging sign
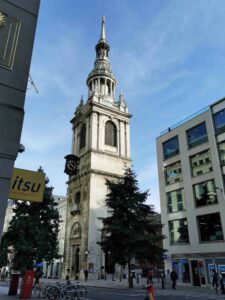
[9,168,45,202]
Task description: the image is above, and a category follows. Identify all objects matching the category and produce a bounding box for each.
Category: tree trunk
[128,260,133,288]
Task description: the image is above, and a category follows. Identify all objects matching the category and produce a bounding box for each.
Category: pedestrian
[84,269,88,282]
[170,269,178,289]
[147,269,153,284]
[212,271,218,289]
[33,268,43,289]
[145,281,155,300]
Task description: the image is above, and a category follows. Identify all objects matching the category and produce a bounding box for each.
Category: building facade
[157,97,225,287]
[0,0,40,236]
[43,195,67,278]
[63,17,131,279]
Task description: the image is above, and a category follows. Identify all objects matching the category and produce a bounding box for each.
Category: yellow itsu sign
[9,168,45,202]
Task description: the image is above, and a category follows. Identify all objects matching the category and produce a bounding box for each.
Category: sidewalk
[0,276,225,299]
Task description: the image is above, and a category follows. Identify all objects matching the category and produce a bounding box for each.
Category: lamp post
[84,250,89,270]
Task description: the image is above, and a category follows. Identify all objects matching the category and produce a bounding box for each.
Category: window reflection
[187,123,208,148]
[214,109,225,134]
[190,150,213,177]
[198,213,223,242]
[219,141,225,165]
[165,161,183,185]
[163,136,179,159]
[167,189,185,213]
[193,180,217,207]
[169,219,189,244]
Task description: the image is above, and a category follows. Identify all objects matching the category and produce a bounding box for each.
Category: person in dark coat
[33,268,43,289]
[84,269,88,282]
[170,269,178,289]
[212,271,218,289]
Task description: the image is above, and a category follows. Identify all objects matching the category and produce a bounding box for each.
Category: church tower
[64,17,131,279]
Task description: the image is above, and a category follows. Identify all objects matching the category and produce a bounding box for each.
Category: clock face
[67,160,76,171]
[64,154,80,176]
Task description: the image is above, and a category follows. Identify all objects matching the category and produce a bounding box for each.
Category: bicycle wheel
[46,287,60,300]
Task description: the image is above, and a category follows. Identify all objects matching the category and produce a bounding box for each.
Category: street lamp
[84,250,89,271]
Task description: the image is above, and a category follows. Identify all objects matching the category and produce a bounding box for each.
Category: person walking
[145,281,155,300]
[170,269,178,289]
[212,271,218,289]
[147,269,153,284]
[33,268,43,289]
[84,269,88,282]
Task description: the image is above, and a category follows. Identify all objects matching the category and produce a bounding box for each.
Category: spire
[86,17,117,102]
[100,16,106,41]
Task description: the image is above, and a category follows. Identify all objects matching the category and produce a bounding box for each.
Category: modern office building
[157,97,225,287]
[0,0,40,236]
[63,17,131,279]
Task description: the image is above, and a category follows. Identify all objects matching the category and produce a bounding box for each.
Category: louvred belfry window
[79,124,86,149]
[105,121,117,147]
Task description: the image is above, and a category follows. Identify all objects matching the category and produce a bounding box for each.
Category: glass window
[214,108,225,134]
[165,161,183,185]
[197,213,224,242]
[193,180,218,207]
[163,136,179,159]
[190,150,213,177]
[167,189,185,213]
[105,121,117,147]
[219,141,225,165]
[187,123,208,148]
[169,219,189,244]
[79,124,86,149]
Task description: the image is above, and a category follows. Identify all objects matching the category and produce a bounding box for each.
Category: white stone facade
[157,97,225,287]
[63,18,131,279]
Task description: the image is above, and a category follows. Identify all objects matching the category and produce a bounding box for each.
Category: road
[86,287,220,300]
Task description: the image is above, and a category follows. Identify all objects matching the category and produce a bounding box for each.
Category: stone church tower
[64,17,131,279]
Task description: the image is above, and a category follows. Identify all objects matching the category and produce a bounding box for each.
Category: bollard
[136,273,139,284]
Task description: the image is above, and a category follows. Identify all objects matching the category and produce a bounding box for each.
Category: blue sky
[16,0,225,212]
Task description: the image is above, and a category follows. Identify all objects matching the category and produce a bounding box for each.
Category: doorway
[191,260,201,286]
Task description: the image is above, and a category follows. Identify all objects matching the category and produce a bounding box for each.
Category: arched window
[79,124,86,150]
[105,121,117,147]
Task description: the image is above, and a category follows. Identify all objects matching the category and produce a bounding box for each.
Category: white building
[63,17,131,279]
[43,195,67,278]
[157,97,225,287]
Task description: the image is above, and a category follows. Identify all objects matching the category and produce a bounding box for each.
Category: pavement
[0,276,225,299]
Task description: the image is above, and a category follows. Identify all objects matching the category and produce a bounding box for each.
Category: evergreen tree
[99,168,165,288]
[0,167,61,272]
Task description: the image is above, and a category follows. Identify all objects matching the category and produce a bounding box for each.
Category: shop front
[172,259,191,284]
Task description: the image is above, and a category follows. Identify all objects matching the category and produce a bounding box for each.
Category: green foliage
[0,235,9,267]
[99,168,165,267]
[0,167,61,271]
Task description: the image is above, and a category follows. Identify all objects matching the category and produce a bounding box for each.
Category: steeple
[86,17,116,102]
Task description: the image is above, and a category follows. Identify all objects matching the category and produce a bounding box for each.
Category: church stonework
[63,17,132,279]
